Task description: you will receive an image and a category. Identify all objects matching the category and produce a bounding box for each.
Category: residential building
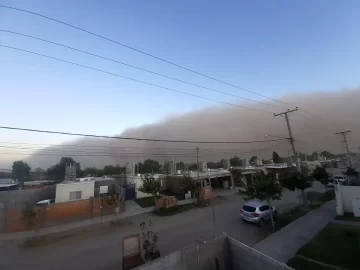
[55,181,95,203]
[0,179,18,191]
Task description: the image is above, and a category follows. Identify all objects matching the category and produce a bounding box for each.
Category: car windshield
[242,205,256,212]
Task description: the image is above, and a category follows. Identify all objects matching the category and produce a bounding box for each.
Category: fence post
[89,197,94,218]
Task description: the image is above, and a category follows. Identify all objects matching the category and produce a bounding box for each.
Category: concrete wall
[134,250,184,270]
[137,235,293,270]
[0,185,56,209]
[55,182,95,203]
[227,236,293,270]
[335,185,360,214]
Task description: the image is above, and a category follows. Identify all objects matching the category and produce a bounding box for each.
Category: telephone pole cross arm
[335,130,352,167]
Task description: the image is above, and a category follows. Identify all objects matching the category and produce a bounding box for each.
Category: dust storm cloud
[25,89,360,169]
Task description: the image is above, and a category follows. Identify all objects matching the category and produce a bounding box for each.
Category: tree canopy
[137,159,162,174]
[312,165,330,187]
[272,151,283,163]
[138,174,162,211]
[12,160,31,182]
[249,156,257,165]
[230,156,242,167]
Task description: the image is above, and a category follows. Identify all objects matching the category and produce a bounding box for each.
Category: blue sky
[0,0,359,146]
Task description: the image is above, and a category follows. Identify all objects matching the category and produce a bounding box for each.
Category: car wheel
[258,218,264,227]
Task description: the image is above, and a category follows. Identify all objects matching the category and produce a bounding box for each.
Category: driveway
[0,183,323,270]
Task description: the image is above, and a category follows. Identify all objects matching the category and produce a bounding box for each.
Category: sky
[0,1,360,153]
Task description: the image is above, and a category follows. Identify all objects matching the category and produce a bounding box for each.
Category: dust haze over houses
[18,88,360,170]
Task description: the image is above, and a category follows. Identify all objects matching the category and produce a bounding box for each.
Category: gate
[125,184,136,200]
[122,234,144,270]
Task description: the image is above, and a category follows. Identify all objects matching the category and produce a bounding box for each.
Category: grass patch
[274,204,320,231]
[287,256,332,270]
[134,196,160,208]
[296,223,360,270]
[335,212,360,222]
[153,202,209,216]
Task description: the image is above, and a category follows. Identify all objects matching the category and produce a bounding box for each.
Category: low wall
[136,235,293,270]
[5,195,125,233]
[335,185,360,214]
[227,236,293,270]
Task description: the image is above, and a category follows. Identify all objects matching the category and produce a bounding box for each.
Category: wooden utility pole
[335,130,352,167]
[196,147,200,180]
[274,107,308,207]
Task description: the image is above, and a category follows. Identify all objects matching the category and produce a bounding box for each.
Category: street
[0,183,323,270]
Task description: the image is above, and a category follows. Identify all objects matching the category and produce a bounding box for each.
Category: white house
[55,181,95,203]
[134,174,166,199]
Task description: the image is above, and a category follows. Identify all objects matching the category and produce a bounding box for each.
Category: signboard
[99,185,108,194]
[201,186,213,201]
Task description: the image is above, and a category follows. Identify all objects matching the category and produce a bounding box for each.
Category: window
[259,205,270,211]
[69,191,82,200]
[242,205,256,212]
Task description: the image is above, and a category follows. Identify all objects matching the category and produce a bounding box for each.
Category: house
[55,176,116,203]
[55,181,95,203]
[0,179,18,191]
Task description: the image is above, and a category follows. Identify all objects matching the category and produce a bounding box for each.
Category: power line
[0,30,284,110]
[0,45,274,114]
[0,126,288,144]
[0,5,288,105]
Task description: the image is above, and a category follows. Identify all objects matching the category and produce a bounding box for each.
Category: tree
[279,166,313,207]
[47,157,78,181]
[181,172,197,202]
[342,167,359,185]
[188,163,198,170]
[103,165,125,175]
[229,167,242,185]
[138,174,162,211]
[272,152,283,163]
[245,173,282,230]
[312,165,330,190]
[249,156,257,165]
[230,156,242,167]
[12,160,31,182]
[140,220,160,261]
[138,159,162,174]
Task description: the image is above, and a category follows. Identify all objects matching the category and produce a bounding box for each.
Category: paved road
[0,183,323,270]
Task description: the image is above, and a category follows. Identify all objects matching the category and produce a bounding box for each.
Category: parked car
[240,201,277,226]
[327,175,347,188]
[35,199,55,206]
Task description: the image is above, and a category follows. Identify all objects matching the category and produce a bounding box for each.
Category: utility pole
[196,147,200,180]
[335,130,352,167]
[274,107,307,207]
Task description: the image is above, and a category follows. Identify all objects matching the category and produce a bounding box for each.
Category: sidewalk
[253,200,336,263]
[0,190,237,241]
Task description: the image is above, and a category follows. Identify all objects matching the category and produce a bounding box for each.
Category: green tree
[245,172,282,230]
[312,165,330,190]
[138,174,162,211]
[47,157,78,181]
[103,165,125,175]
[181,172,197,202]
[138,159,162,174]
[342,167,358,185]
[279,166,313,207]
[249,156,257,165]
[188,163,198,170]
[272,152,283,163]
[12,160,31,182]
[230,156,242,167]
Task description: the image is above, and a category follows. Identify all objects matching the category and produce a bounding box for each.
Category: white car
[36,199,55,206]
